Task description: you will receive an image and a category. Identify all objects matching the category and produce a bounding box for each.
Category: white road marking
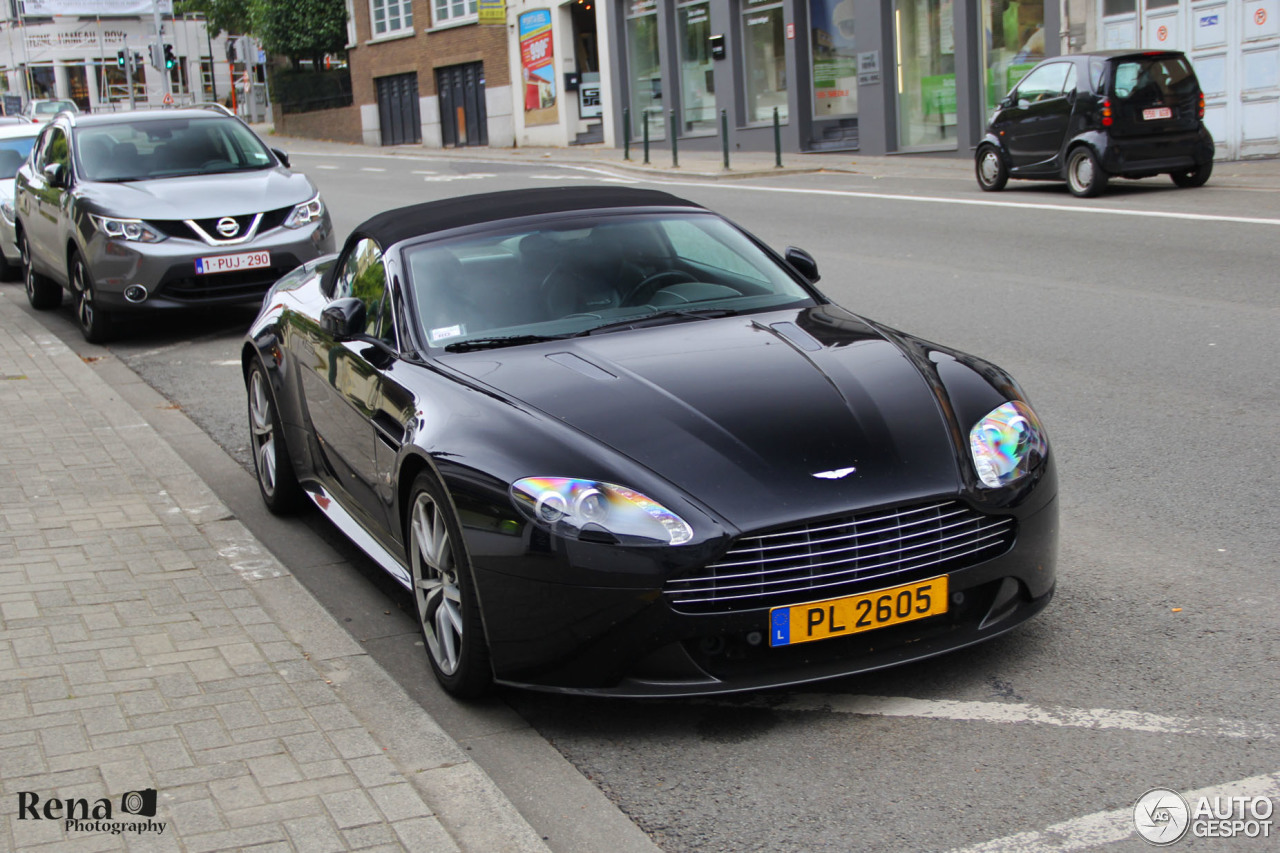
[211,359,240,367]
[313,164,339,169]
[360,167,386,172]
[411,169,438,175]
[749,694,1277,740]
[421,173,496,182]
[622,174,1280,227]
[946,771,1280,853]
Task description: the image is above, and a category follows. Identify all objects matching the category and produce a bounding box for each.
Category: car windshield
[73,116,276,181]
[35,101,75,115]
[0,137,36,178]
[1111,56,1198,100]
[402,211,817,350]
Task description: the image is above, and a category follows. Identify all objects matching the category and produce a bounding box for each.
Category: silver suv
[15,105,334,342]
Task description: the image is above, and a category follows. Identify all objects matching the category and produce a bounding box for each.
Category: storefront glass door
[978,0,1046,116]
[626,0,666,140]
[678,0,717,133]
[894,0,957,148]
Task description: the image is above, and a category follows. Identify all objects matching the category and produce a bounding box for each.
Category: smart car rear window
[1111,56,1197,100]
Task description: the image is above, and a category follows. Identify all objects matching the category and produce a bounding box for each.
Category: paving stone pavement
[0,289,549,852]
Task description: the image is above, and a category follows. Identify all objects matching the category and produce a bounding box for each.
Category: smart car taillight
[1101,98,1113,127]
[1198,92,1205,119]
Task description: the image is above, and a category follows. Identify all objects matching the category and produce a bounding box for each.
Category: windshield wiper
[443,334,569,353]
[576,308,735,337]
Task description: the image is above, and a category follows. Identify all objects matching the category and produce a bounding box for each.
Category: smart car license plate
[195,251,270,275]
[1143,107,1172,120]
[769,576,948,647]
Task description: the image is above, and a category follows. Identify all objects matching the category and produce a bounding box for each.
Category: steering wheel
[621,270,699,306]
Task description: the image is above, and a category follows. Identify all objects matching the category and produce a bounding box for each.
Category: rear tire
[1170,159,1212,188]
[70,251,112,343]
[407,472,492,699]
[21,231,60,310]
[1065,147,1108,198]
[247,358,303,514]
[975,145,1009,192]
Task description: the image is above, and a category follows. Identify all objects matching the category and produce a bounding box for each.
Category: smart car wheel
[247,358,303,514]
[407,473,492,698]
[1170,159,1212,188]
[975,146,1008,192]
[1065,147,1107,198]
[21,231,60,310]
[70,252,112,343]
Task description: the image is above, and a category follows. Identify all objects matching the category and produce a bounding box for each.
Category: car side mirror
[42,162,67,188]
[785,246,820,283]
[1017,98,1031,109]
[271,148,291,169]
[1000,95,1014,109]
[321,297,366,339]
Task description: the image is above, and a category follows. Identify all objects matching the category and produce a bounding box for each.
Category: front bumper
[468,492,1059,697]
[83,212,334,312]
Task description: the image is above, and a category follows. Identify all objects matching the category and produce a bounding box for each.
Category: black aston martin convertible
[243,186,1057,698]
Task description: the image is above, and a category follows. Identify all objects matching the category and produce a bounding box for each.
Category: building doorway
[437,62,489,147]
[376,72,422,146]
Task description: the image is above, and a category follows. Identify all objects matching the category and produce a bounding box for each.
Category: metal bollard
[670,110,679,168]
[643,112,650,165]
[773,107,782,168]
[721,109,730,170]
[623,106,631,161]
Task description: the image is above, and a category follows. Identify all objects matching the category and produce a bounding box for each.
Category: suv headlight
[969,401,1047,488]
[511,477,693,545]
[283,194,324,229]
[88,214,164,243]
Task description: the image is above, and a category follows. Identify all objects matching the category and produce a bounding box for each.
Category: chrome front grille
[665,501,1015,614]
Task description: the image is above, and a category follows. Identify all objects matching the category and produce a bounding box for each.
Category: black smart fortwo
[976,50,1214,197]
[244,187,1058,698]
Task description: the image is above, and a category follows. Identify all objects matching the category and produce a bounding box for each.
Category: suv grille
[151,205,295,243]
[665,501,1015,614]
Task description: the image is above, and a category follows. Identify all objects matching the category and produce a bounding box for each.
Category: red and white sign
[1157,24,1168,40]
[1256,8,1267,24]
[786,22,795,39]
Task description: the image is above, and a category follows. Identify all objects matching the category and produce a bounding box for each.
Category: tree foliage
[178,0,347,68]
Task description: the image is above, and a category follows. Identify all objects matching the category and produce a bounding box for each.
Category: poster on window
[520,10,559,126]
[810,0,858,116]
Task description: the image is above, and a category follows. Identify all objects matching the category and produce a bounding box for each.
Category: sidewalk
[250,120,1280,190]
[0,288,549,851]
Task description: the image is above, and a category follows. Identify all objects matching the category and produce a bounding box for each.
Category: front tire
[1065,147,1108,198]
[975,145,1009,192]
[407,473,492,698]
[21,231,60,310]
[70,251,112,343]
[247,358,303,514]
[1170,159,1212,188]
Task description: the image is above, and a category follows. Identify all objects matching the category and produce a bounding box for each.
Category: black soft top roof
[350,186,705,249]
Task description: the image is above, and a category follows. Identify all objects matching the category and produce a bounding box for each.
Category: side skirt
[305,483,412,590]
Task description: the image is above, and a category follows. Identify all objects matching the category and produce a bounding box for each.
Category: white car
[22,99,79,125]
[0,122,40,279]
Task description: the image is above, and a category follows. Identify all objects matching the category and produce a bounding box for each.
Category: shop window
[434,0,478,26]
[743,0,788,123]
[678,0,716,133]
[371,0,414,36]
[894,0,956,148]
[810,0,858,118]
[979,0,1046,114]
[625,0,666,139]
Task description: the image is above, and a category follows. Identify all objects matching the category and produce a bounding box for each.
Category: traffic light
[133,52,144,70]
[163,44,176,70]
[150,42,164,70]
[116,49,126,68]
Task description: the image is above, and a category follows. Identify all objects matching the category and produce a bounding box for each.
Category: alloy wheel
[410,491,464,675]
[72,258,95,331]
[248,369,278,498]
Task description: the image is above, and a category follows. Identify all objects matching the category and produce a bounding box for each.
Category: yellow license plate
[769,575,949,647]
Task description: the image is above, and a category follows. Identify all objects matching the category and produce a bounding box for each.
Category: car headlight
[0,201,14,224]
[283,194,324,229]
[969,401,1047,488]
[88,214,164,243]
[511,477,693,545]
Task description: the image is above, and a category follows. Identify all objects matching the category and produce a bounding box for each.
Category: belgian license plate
[769,575,949,647]
[195,251,270,275]
[1143,107,1172,120]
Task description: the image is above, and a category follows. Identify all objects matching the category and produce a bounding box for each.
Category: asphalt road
[15,150,1279,852]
